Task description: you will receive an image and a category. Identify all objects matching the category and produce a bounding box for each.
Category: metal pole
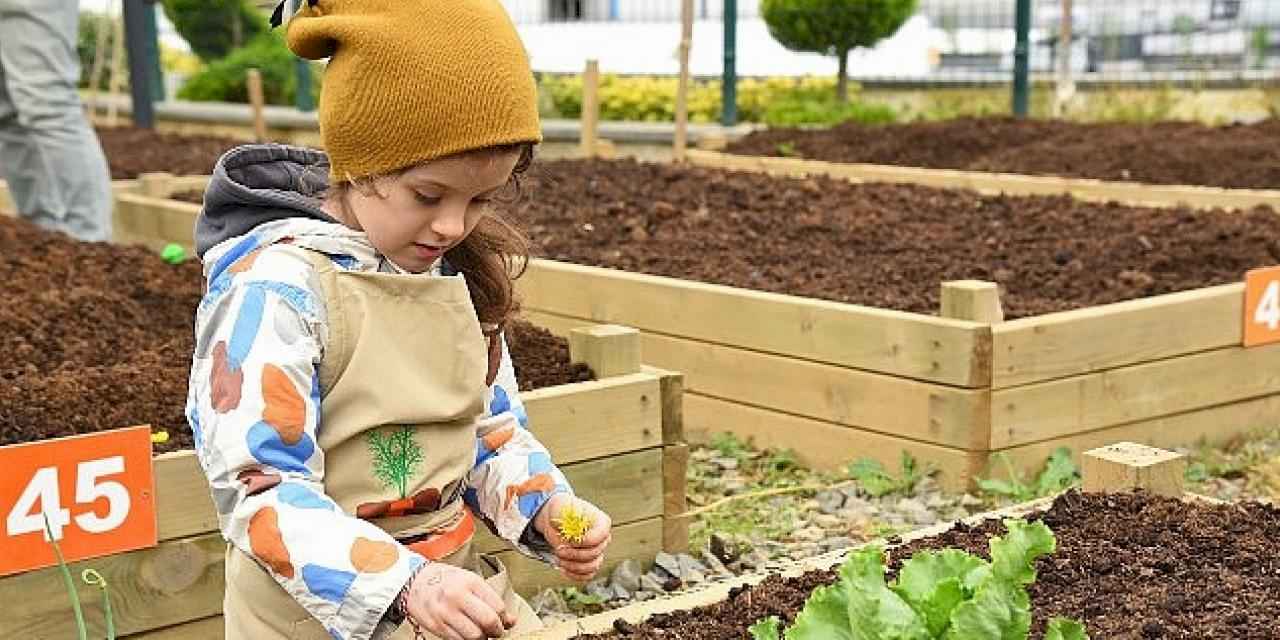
[294,58,314,111]
[1012,0,1032,117]
[141,1,164,102]
[122,0,155,128]
[721,0,737,126]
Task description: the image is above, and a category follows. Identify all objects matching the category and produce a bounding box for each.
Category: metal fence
[503,0,1280,86]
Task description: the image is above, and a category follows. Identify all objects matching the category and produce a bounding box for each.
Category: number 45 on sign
[1245,266,1280,347]
[0,426,157,577]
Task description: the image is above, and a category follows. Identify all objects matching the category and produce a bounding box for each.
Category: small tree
[762,0,917,102]
[160,0,268,62]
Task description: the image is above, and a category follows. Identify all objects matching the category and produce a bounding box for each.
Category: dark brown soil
[170,189,204,204]
[589,491,1280,640]
[95,126,242,179]
[726,117,1280,190]
[507,319,595,391]
[0,215,590,453]
[520,159,1280,319]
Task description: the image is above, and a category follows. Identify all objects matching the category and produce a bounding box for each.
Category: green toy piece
[161,243,186,265]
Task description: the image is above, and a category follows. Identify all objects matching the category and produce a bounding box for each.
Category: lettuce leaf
[1045,617,1090,640]
[990,519,1056,586]
[749,616,782,640]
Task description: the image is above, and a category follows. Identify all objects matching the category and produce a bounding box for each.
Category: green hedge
[539,74,897,126]
[177,33,319,106]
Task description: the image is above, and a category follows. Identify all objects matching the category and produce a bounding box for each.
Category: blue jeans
[0,0,112,241]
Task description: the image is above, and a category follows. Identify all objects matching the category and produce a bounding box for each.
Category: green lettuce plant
[749,518,1087,640]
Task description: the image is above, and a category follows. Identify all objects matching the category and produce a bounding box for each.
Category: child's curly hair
[326,143,536,336]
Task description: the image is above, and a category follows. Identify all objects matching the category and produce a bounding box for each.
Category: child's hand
[403,562,516,640]
[534,494,612,583]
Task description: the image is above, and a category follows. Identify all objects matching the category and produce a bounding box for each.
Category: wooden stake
[673,0,694,161]
[1053,0,1075,117]
[569,324,641,379]
[87,2,114,120]
[940,280,1004,323]
[1082,442,1186,497]
[580,59,600,158]
[662,443,690,553]
[107,3,125,127]
[246,69,267,142]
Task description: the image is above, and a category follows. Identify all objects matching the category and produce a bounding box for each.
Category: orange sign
[1245,266,1280,348]
[0,426,157,577]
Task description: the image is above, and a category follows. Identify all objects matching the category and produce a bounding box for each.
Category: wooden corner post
[569,324,641,379]
[940,280,1004,324]
[1082,442,1186,497]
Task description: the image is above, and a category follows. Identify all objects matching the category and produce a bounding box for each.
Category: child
[184,2,611,639]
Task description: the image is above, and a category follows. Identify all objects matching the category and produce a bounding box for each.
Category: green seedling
[977,447,1080,503]
[847,451,930,497]
[44,514,116,640]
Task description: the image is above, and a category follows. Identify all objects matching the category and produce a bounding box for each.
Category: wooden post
[1082,442,1186,497]
[1053,0,1075,118]
[87,2,114,120]
[569,324,641,378]
[673,0,693,161]
[580,59,600,158]
[246,69,267,142]
[138,172,174,199]
[107,3,126,127]
[940,280,1004,323]
[662,443,689,552]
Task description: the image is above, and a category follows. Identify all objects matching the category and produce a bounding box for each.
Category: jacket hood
[195,143,339,259]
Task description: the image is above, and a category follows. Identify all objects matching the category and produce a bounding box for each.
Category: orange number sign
[1244,266,1280,348]
[0,426,157,577]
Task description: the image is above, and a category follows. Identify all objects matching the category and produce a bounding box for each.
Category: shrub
[177,33,320,106]
[160,0,269,62]
[538,74,896,125]
[761,0,918,102]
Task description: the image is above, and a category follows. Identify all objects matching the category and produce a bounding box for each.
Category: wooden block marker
[941,280,1004,323]
[1082,442,1186,497]
[580,59,600,158]
[138,172,175,199]
[246,68,267,142]
[570,324,642,378]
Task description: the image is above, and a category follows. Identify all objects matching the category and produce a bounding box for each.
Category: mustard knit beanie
[276,0,542,182]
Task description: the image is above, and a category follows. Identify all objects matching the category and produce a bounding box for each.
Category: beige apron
[224,247,542,639]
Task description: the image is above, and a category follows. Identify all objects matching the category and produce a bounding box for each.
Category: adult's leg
[0,0,112,241]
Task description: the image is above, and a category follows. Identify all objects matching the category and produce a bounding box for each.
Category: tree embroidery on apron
[355,426,443,520]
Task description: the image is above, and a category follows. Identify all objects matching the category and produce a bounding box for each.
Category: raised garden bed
[524,445,1277,640]
[509,158,1280,489]
[697,118,1280,211]
[0,212,688,638]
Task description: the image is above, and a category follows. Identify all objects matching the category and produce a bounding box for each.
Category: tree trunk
[232,3,243,48]
[837,48,850,103]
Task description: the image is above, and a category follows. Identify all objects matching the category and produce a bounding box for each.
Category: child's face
[330,150,521,273]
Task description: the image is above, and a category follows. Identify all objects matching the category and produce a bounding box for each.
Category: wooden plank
[520,259,991,387]
[113,193,199,252]
[662,444,690,553]
[471,447,665,557]
[683,393,979,492]
[2,533,226,639]
[992,283,1243,388]
[489,517,662,596]
[992,342,1280,449]
[989,393,1280,480]
[635,327,989,450]
[126,616,223,640]
[154,451,219,541]
[686,149,1280,212]
[940,280,1003,324]
[523,373,663,465]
